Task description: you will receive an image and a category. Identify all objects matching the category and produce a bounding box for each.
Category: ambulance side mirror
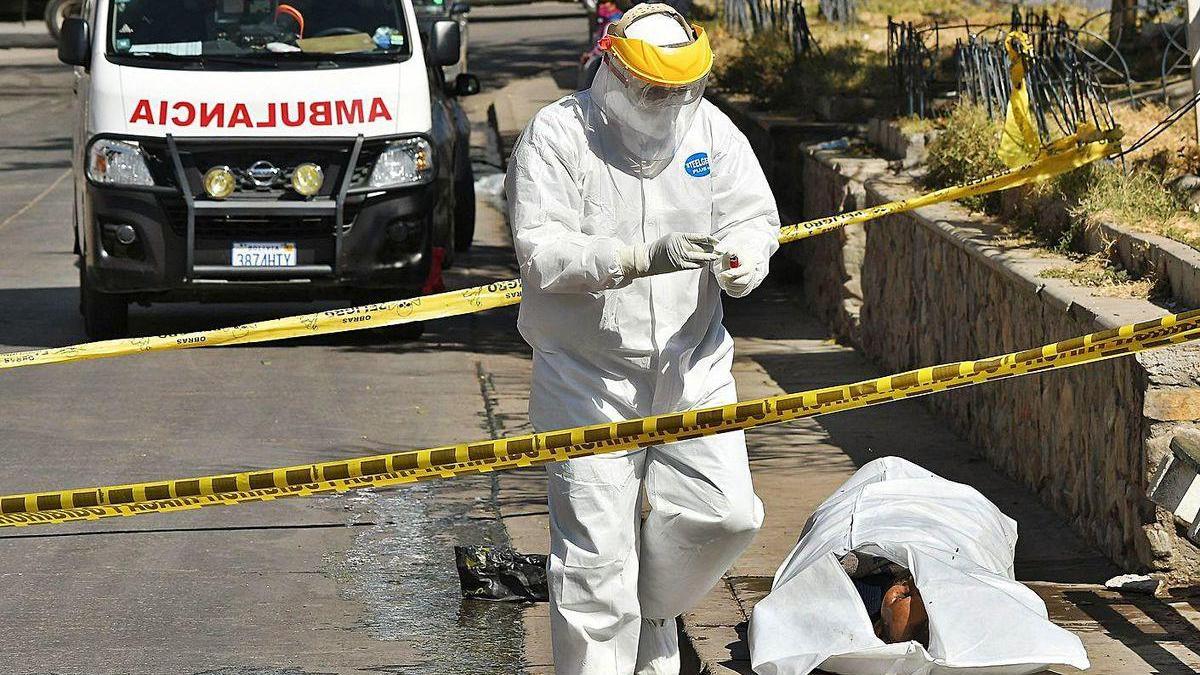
[453,73,480,97]
[58,17,90,68]
[428,20,461,67]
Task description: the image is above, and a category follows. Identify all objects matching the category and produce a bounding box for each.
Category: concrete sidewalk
[0,21,55,49]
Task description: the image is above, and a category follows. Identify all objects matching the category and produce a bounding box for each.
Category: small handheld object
[728,254,740,269]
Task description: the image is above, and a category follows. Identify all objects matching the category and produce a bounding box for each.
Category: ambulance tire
[72,197,81,255]
[453,169,475,252]
[392,321,425,340]
[80,262,129,340]
[44,0,80,39]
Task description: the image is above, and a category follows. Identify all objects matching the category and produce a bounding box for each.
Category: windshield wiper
[123,51,279,69]
[259,50,401,62]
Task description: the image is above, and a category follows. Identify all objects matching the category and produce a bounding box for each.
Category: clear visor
[590,52,706,169]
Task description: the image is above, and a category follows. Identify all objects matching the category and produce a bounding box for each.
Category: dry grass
[1070,162,1186,235]
[991,230,1039,249]
[917,99,1193,298]
[896,115,936,135]
[1054,103,1200,248]
[707,0,1092,112]
[871,0,1085,20]
[915,97,1200,254]
[1110,102,1200,178]
[1039,252,1159,298]
[712,23,890,110]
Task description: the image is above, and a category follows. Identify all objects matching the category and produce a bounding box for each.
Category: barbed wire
[720,0,1196,157]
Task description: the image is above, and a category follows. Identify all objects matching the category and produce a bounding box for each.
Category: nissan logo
[247,160,281,188]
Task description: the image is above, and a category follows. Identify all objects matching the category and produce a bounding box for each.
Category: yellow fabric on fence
[998,31,1041,169]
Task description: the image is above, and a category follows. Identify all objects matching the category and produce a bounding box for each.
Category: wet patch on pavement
[319,366,530,674]
[323,480,529,674]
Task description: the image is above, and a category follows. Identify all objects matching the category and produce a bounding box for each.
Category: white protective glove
[716,249,766,298]
[618,232,720,278]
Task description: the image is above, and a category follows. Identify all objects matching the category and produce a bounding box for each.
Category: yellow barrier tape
[0,130,1122,373]
[0,279,524,370]
[1,305,1196,528]
[778,125,1121,243]
[998,31,1040,169]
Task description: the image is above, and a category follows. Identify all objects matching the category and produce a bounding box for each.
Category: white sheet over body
[749,457,1089,675]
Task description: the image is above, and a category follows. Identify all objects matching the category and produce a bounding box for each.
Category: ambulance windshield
[108,0,410,65]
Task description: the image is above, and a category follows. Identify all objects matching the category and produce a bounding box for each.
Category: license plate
[231,242,297,267]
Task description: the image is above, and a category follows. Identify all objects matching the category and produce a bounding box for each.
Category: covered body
[749,457,1090,675]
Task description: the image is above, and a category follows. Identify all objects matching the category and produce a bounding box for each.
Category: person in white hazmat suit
[504,4,780,674]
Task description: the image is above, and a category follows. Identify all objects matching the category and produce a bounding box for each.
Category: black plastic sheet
[454,545,549,602]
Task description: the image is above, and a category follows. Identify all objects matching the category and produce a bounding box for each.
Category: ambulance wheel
[454,171,475,252]
[80,262,128,340]
[44,0,80,39]
[72,205,80,255]
[392,322,425,340]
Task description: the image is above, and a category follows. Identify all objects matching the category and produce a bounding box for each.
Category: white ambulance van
[58,0,479,339]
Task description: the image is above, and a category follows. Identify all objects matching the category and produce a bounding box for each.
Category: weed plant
[923,103,1005,212]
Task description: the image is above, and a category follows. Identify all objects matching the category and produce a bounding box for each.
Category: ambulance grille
[148,137,391,198]
[193,216,335,240]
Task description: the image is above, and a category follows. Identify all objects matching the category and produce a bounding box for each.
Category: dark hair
[915,621,931,648]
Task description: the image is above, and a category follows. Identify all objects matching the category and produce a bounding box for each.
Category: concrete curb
[1084,219,1200,311]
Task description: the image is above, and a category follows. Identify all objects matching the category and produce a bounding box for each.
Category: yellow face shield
[598,25,713,88]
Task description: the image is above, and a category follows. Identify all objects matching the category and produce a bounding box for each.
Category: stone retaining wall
[790,150,887,347]
[859,178,1200,575]
[718,96,1200,577]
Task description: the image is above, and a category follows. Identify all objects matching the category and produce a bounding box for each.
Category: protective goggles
[603,52,707,108]
[597,23,713,87]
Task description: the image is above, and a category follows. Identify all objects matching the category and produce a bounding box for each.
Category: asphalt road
[0,5,585,674]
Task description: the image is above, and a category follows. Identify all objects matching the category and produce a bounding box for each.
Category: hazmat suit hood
[587,3,710,176]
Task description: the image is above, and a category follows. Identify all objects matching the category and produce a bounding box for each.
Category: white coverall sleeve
[709,122,781,278]
[506,117,629,293]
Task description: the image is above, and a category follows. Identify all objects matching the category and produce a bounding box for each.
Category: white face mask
[590,57,706,166]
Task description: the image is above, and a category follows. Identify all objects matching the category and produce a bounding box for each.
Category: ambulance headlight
[87,139,155,187]
[203,166,237,200]
[369,138,433,188]
[291,163,324,197]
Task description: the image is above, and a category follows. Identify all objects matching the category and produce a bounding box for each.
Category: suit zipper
[641,174,661,391]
